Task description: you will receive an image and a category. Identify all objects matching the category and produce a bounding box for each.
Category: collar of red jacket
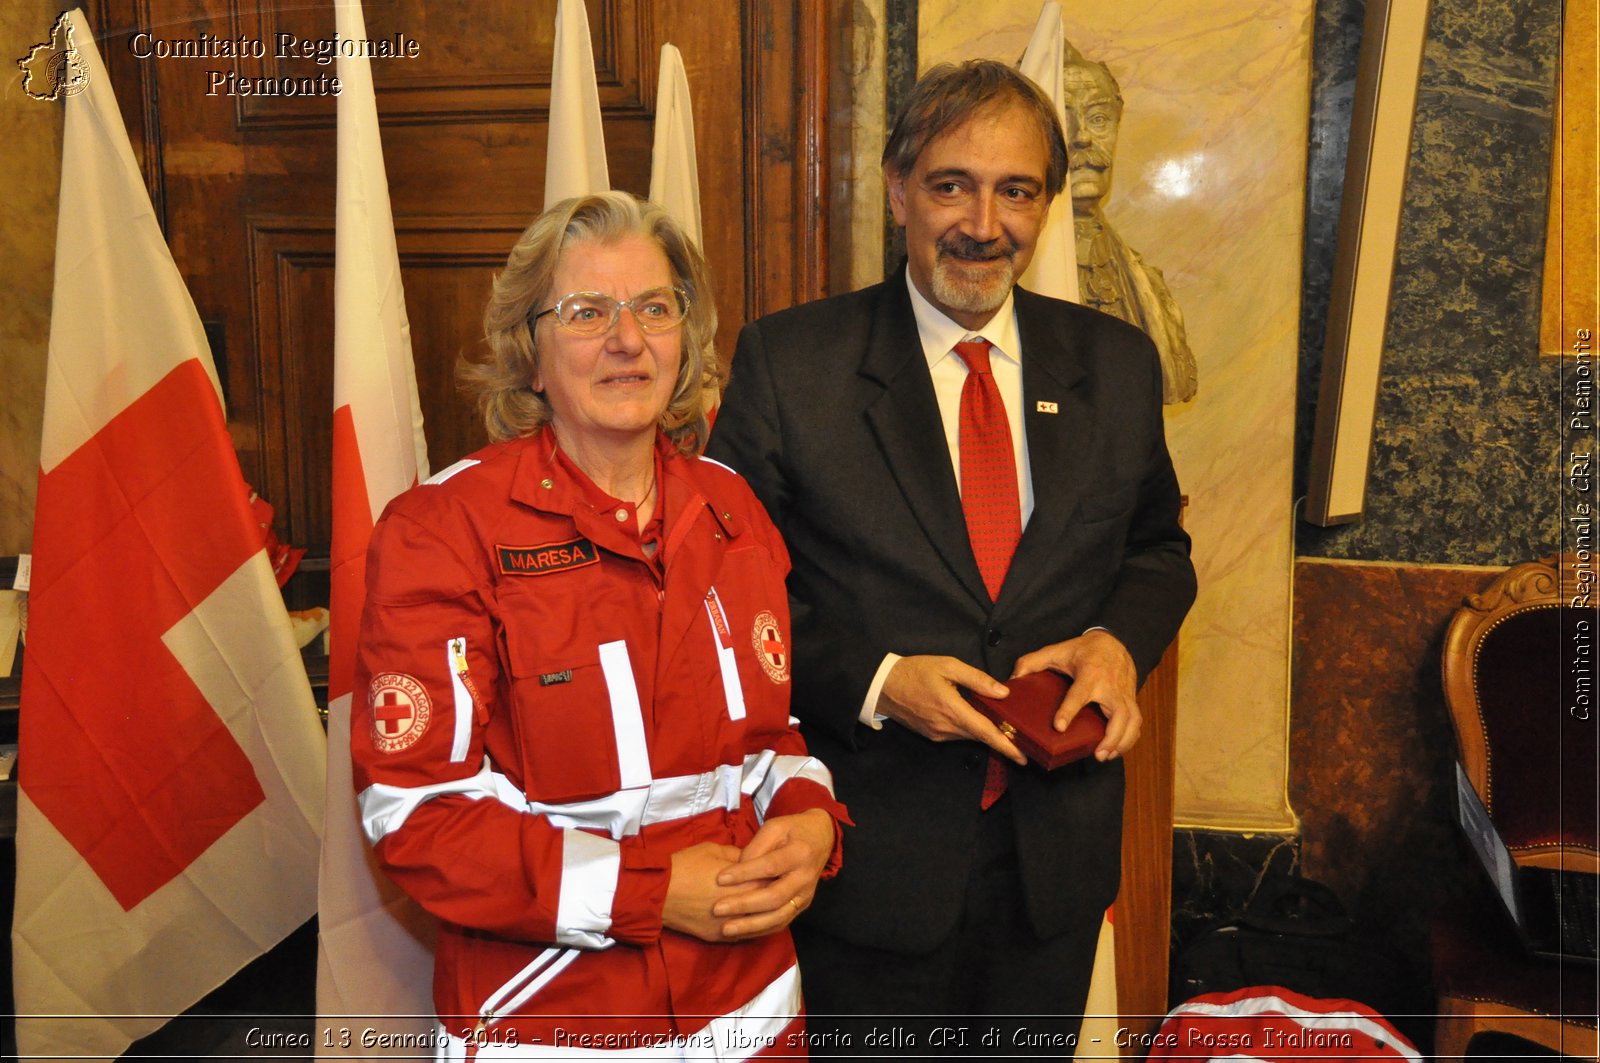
[508,426,745,562]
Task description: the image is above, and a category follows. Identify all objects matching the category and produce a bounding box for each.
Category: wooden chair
[1433,557,1598,1060]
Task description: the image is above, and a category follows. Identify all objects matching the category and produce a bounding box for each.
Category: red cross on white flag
[12,10,326,1060]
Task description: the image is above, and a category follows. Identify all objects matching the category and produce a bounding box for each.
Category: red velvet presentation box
[963,670,1106,770]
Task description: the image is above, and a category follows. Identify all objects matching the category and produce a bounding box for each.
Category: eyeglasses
[532,286,691,336]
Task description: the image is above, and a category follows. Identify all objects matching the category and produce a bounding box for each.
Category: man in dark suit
[706,59,1195,1047]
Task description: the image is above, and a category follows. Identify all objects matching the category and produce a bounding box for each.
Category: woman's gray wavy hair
[463,191,720,452]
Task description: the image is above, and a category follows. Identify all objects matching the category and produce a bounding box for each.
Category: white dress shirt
[858,275,1035,726]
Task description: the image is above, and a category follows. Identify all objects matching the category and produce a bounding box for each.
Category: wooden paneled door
[88,0,832,557]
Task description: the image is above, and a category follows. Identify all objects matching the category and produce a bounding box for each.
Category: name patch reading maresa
[498,537,599,576]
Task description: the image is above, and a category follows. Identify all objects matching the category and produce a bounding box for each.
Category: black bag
[1171,876,1422,1022]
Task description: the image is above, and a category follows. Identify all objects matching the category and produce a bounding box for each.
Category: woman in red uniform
[352,192,847,1060]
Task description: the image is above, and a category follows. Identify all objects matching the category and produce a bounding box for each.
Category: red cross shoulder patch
[368,672,432,754]
[751,611,790,684]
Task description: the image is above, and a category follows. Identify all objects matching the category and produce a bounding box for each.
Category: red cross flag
[12,9,325,1061]
[315,0,435,1054]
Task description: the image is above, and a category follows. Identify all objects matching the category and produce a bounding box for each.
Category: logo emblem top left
[18,12,90,102]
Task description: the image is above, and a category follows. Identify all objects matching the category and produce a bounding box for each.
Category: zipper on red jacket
[450,636,490,725]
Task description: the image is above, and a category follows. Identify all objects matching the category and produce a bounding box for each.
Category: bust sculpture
[1064,46,1198,403]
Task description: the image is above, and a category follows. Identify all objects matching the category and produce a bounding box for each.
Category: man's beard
[930,232,1017,315]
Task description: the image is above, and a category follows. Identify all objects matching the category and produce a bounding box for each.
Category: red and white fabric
[316,1,436,1053]
[13,11,325,1060]
[351,428,847,1053]
[1148,985,1421,1062]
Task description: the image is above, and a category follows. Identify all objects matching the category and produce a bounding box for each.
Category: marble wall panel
[919,1,1314,829]
[1298,0,1563,564]
[1170,828,1300,957]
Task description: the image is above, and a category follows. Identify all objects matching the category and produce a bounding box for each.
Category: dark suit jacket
[705,271,1196,954]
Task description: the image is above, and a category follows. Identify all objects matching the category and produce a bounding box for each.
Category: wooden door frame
[743,0,833,317]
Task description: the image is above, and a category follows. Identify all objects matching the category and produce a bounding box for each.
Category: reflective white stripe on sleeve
[360,753,799,846]
[358,759,526,844]
[597,640,652,789]
[555,829,620,948]
[705,600,747,721]
[738,750,777,797]
[643,762,742,823]
[360,762,719,845]
[447,637,472,764]
[749,754,836,821]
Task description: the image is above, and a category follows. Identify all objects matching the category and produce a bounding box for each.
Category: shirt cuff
[859,652,901,729]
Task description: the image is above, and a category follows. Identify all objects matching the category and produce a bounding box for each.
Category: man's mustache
[1069,147,1112,172]
[937,233,1017,262]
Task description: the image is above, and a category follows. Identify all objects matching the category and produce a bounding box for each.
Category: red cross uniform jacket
[352,427,847,1058]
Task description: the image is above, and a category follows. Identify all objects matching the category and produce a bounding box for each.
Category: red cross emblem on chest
[751,610,790,684]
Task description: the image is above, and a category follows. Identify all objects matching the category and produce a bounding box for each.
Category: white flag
[316,0,436,1054]
[1018,1,1082,304]
[1020,19,1110,1046]
[13,10,325,1060]
[649,43,703,246]
[545,0,609,207]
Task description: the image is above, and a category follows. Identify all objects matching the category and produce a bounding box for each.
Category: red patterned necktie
[954,338,1021,809]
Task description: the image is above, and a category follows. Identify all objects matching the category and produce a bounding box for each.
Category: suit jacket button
[986,629,1002,647]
